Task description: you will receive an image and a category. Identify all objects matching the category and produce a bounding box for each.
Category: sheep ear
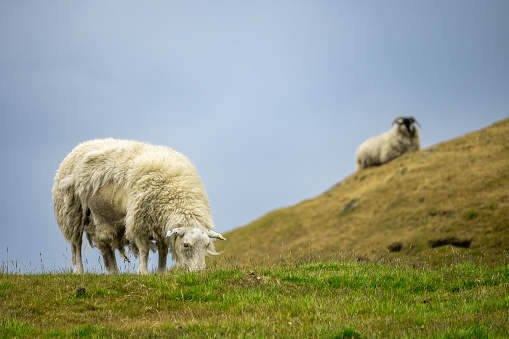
[207,230,226,241]
[166,228,183,238]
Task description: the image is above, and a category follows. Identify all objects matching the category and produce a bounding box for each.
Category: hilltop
[215,118,509,265]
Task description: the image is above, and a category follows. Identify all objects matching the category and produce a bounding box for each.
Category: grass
[1,251,508,338]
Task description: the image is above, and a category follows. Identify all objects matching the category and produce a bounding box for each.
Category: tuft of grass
[333,328,362,338]
[1,252,508,338]
[466,209,478,219]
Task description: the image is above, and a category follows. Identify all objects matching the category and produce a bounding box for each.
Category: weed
[466,209,478,219]
[333,328,362,338]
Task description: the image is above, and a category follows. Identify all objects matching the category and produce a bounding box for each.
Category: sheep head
[166,227,225,272]
[392,116,420,134]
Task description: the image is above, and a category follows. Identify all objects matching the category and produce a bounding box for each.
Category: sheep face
[392,116,420,135]
[169,227,225,272]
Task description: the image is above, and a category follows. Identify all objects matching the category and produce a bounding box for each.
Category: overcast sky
[1,1,508,273]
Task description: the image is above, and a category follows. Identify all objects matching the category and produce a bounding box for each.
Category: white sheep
[355,116,420,171]
[52,138,225,274]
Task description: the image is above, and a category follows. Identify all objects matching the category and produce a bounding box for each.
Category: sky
[1,1,508,273]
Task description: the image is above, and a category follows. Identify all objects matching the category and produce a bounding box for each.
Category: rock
[76,287,86,297]
[342,199,358,212]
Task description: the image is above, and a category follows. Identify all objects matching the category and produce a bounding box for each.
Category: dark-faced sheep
[52,138,225,274]
[355,116,420,171]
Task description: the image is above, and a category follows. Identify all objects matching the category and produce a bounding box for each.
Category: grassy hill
[215,118,509,266]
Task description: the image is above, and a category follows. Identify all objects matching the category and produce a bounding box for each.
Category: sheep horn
[207,230,226,240]
[409,116,421,127]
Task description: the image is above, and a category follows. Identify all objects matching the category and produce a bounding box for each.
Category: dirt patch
[429,238,471,249]
[388,242,404,252]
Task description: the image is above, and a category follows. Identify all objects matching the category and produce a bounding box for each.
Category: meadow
[2,120,507,337]
[1,251,508,338]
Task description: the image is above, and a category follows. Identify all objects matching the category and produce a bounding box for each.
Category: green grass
[1,252,508,338]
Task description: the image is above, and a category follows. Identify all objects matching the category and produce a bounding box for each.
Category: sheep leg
[71,236,84,274]
[157,242,168,273]
[100,246,119,274]
[137,245,150,274]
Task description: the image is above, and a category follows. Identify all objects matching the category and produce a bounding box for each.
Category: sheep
[52,138,225,274]
[355,116,420,171]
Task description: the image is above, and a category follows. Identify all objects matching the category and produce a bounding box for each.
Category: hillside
[215,118,509,265]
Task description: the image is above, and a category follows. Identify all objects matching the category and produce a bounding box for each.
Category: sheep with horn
[355,116,421,171]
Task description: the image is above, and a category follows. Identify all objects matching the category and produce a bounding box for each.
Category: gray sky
[1,1,508,273]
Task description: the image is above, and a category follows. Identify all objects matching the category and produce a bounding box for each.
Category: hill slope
[215,118,509,265]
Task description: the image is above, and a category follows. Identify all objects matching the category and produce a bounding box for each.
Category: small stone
[76,287,86,297]
[396,168,407,176]
[342,199,358,212]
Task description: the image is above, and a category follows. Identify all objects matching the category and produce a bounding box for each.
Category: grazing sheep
[52,138,225,274]
[355,116,420,171]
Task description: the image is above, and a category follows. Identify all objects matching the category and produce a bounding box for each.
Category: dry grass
[215,118,509,266]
